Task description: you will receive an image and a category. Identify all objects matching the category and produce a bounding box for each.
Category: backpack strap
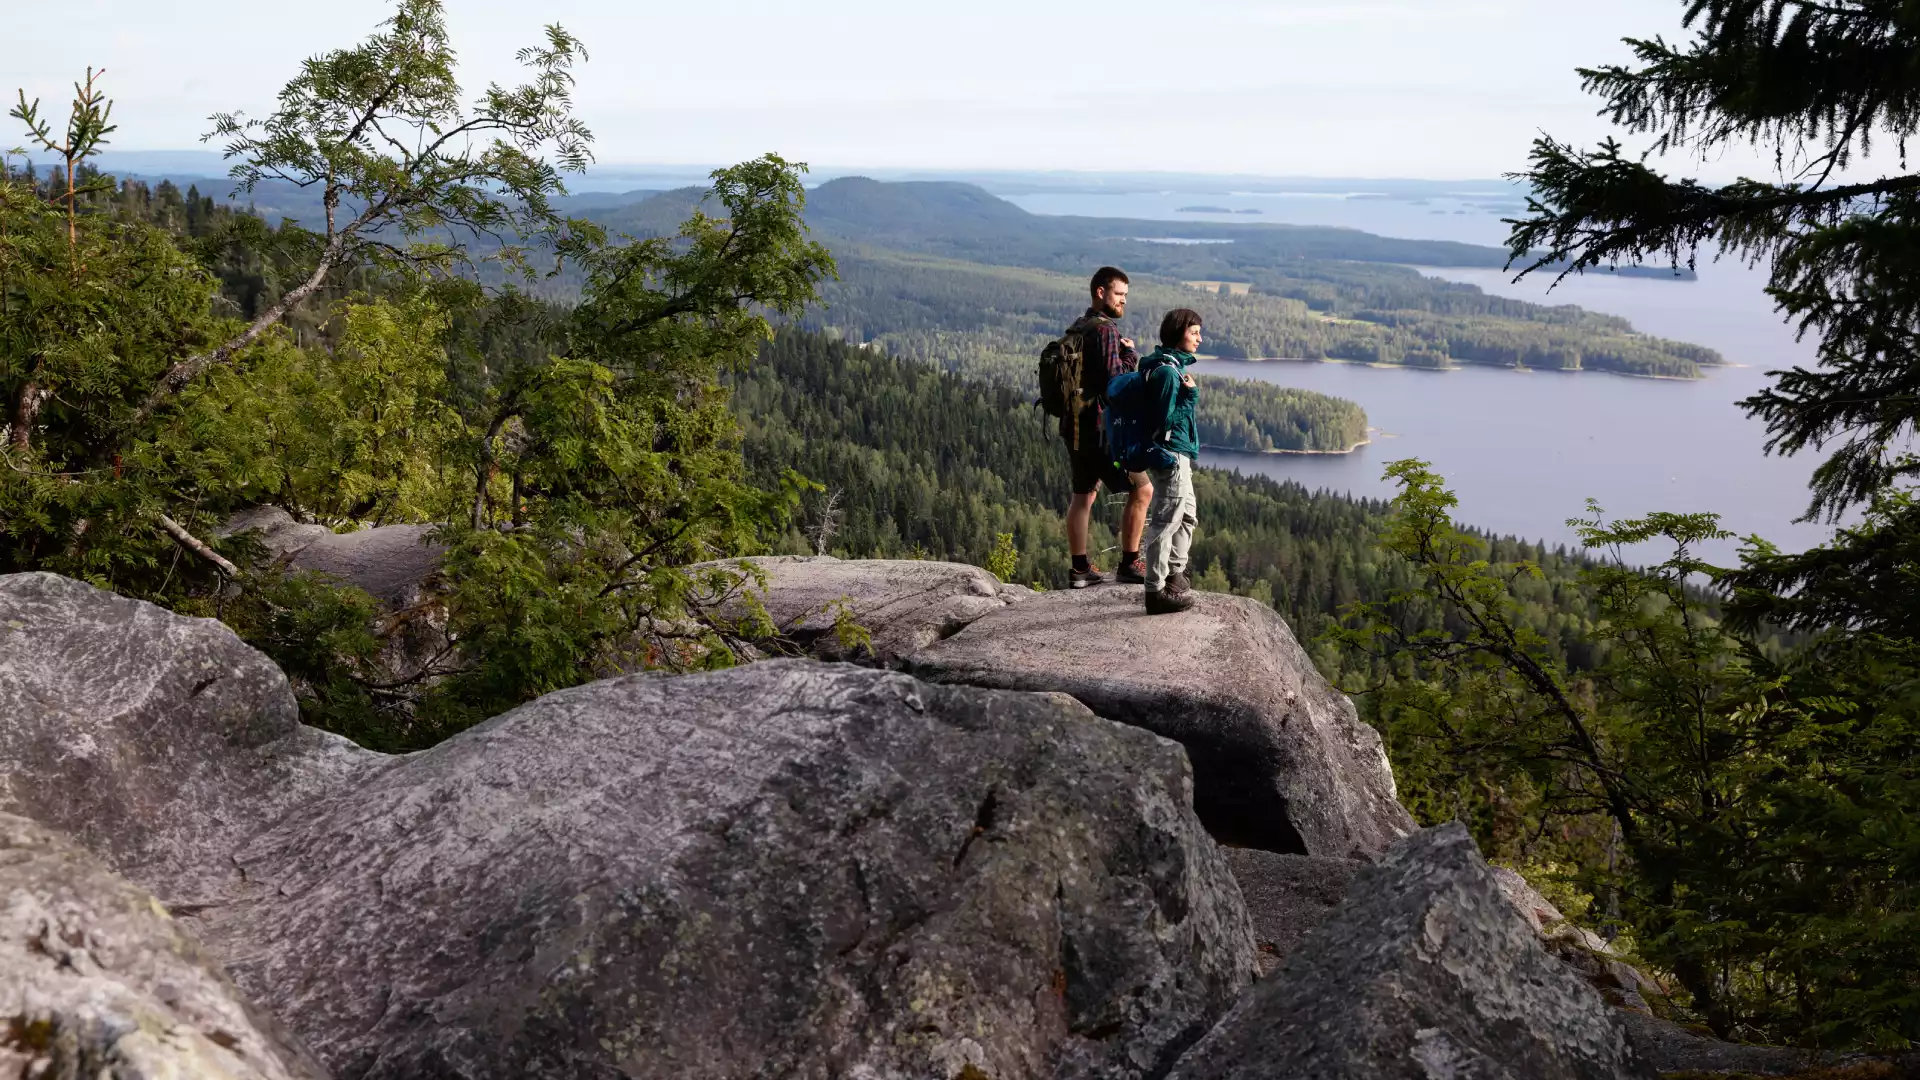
[1136,351,1177,381]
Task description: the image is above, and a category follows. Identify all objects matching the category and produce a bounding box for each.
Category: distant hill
[590,177,1517,270]
[592,177,1688,282]
[803,177,1043,241]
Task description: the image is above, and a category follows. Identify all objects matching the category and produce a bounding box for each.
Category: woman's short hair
[1160,308,1204,349]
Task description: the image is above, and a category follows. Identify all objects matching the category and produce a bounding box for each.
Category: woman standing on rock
[1137,309,1205,615]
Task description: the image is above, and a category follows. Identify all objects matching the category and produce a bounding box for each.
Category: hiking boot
[1144,587,1195,615]
[1069,564,1106,589]
[1167,569,1191,594]
[1114,557,1147,585]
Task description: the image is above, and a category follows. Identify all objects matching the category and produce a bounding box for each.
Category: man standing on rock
[1059,267,1153,589]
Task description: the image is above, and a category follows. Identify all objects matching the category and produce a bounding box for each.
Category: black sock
[1123,550,1140,564]
[1072,555,1091,573]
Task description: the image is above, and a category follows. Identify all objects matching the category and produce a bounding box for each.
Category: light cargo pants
[1143,454,1196,591]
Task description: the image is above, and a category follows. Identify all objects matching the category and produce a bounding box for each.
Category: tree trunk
[10,381,42,452]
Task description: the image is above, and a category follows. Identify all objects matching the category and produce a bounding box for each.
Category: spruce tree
[1510,0,1920,522]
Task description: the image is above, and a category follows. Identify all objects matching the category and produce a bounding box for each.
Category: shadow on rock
[910,587,1413,859]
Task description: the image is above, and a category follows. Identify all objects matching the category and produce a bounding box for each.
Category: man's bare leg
[1067,490,1097,558]
[1122,478,1153,555]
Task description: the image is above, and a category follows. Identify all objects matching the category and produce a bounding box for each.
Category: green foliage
[1336,461,1920,1048]
[1489,6,1920,1046]
[186,294,468,525]
[0,165,235,592]
[420,154,835,725]
[829,597,874,656]
[1194,559,1233,593]
[9,66,116,248]
[986,532,1019,583]
[208,0,596,284]
[201,567,400,747]
[2,0,597,595]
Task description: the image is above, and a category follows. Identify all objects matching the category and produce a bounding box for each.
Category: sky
[0,0,1862,180]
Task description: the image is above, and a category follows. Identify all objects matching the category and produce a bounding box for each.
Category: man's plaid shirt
[1068,307,1138,450]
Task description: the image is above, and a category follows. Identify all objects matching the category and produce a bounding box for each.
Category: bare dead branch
[156,513,238,576]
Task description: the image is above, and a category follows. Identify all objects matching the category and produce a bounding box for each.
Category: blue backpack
[1103,354,1180,473]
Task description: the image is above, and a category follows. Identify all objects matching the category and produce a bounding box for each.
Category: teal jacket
[1142,347,1200,461]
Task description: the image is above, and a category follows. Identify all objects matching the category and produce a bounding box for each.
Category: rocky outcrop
[1488,866,1661,1015]
[1492,865,1566,933]
[1617,1012,1817,1076]
[1546,928,1662,1016]
[1218,849,1363,977]
[202,662,1257,1079]
[217,506,442,609]
[1620,1014,1920,1078]
[1227,847,1662,1018]
[0,812,328,1080]
[0,572,383,906]
[910,587,1414,859]
[1168,824,1655,1080]
[715,554,1026,663]
[1615,1011,1920,1077]
[1,574,1259,1080]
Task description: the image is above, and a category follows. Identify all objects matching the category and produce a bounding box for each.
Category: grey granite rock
[0,572,383,908]
[0,577,1259,1080]
[1615,1012,1816,1075]
[910,587,1414,858]
[1492,865,1566,933]
[216,505,333,555]
[218,506,442,609]
[0,812,328,1080]
[1611,1011,1920,1077]
[1169,824,1655,1080]
[190,661,1256,1080]
[710,554,1023,663]
[1219,848,1362,976]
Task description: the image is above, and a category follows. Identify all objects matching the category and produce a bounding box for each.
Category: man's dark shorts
[1067,436,1139,496]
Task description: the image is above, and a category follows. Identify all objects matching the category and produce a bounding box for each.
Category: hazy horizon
[9,0,1899,185]
[23,148,1522,188]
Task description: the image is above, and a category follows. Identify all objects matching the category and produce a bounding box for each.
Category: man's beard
[1097,300,1123,319]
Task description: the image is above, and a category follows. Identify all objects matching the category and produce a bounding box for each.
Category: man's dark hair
[1090,266,1129,297]
[1160,308,1204,349]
